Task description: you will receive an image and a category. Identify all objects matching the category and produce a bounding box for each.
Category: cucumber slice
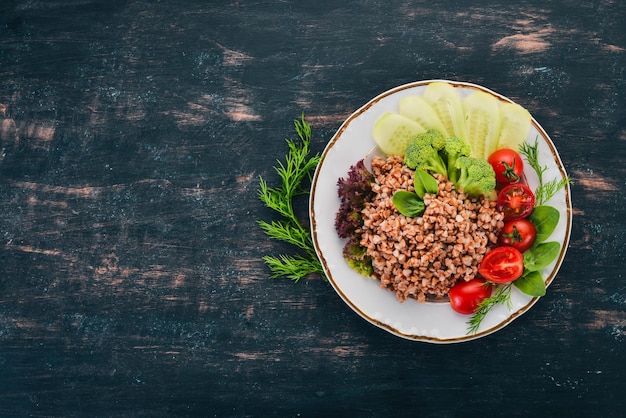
[497,102,532,152]
[398,95,448,136]
[463,90,501,159]
[372,112,426,156]
[422,82,468,140]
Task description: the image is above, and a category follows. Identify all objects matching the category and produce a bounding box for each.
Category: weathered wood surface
[0,1,625,416]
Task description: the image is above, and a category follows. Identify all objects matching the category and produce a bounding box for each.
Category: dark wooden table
[1,1,625,416]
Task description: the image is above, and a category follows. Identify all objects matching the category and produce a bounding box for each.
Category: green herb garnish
[257,114,325,282]
[467,284,513,334]
[519,138,572,205]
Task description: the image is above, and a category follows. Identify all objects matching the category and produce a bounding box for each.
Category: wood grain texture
[0,0,625,416]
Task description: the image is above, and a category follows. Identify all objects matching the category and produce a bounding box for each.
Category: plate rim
[310,79,573,343]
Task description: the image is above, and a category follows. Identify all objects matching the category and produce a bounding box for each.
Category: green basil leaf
[529,205,560,244]
[413,169,439,199]
[523,241,561,271]
[514,270,546,297]
[392,191,425,217]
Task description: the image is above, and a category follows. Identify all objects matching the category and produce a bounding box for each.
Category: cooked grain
[360,155,505,303]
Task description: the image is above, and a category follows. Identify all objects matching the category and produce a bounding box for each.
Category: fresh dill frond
[535,177,573,206]
[262,254,325,282]
[467,284,513,334]
[519,139,547,186]
[257,114,326,282]
[519,138,572,205]
[257,219,312,251]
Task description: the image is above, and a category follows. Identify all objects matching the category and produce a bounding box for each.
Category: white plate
[310,80,572,343]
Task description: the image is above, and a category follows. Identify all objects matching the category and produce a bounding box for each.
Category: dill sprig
[257,114,326,282]
[519,138,572,205]
[262,254,324,282]
[467,284,513,334]
[535,177,572,206]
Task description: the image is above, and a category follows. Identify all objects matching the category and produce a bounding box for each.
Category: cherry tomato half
[449,278,493,315]
[478,247,524,284]
[488,148,525,185]
[497,183,535,220]
[498,218,537,253]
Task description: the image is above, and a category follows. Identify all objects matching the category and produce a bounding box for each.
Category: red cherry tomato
[449,278,494,315]
[498,218,537,253]
[497,183,535,220]
[488,149,525,185]
[478,247,524,284]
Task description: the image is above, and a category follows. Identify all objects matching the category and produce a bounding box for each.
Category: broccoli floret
[403,130,447,176]
[454,156,497,198]
[441,136,472,183]
[403,129,496,198]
